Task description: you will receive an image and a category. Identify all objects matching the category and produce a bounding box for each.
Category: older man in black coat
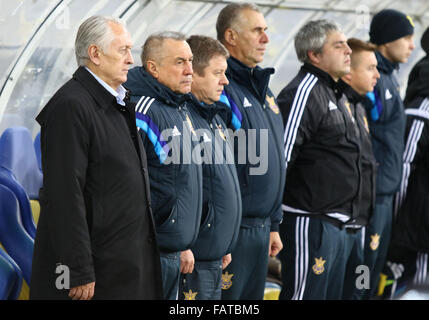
[30,16,163,300]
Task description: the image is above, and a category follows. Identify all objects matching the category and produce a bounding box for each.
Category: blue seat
[34,132,42,172]
[0,127,43,200]
[0,184,34,285]
[0,168,36,239]
[0,246,23,300]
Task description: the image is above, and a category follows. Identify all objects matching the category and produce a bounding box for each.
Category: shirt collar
[85,67,126,106]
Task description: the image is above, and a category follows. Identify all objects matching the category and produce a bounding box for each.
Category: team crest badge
[221,272,234,290]
[370,233,380,251]
[183,289,198,300]
[266,95,280,114]
[363,116,369,133]
[185,114,197,137]
[217,124,227,141]
[312,257,326,275]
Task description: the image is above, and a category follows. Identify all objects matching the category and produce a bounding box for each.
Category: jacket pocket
[157,204,178,233]
[200,203,215,233]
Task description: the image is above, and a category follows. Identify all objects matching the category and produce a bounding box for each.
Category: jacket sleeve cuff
[270,223,280,232]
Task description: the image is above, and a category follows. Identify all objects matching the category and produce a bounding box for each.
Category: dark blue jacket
[186,96,242,261]
[364,51,406,196]
[221,57,286,231]
[124,66,203,253]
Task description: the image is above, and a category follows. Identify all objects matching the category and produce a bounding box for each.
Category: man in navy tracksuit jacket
[216,3,286,300]
[124,32,203,300]
[177,35,242,300]
[362,9,415,299]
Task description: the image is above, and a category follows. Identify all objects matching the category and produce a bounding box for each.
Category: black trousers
[278,213,364,300]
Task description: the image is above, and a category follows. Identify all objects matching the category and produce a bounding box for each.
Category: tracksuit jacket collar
[302,63,344,99]
[375,51,399,75]
[125,66,192,108]
[189,93,230,123]
[226,56,274,103]
[338,79,365,104]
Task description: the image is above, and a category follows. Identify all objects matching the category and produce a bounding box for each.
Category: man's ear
[146,60,159,79]
[88,44,101,66]
[307,50,321,65]
[224,28,237,46]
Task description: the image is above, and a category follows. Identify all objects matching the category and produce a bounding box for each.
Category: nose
[221,73,229,86]
[345,43,352,55]
[184,61,193,76]
[410,39,416,51]
[126,49,134,65]
[375,68,380,80]
[261,31,269,43]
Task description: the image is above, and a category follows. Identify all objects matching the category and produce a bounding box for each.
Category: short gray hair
[75,15,126,66]
[216,3,261,44]
[294,19,342,63]
[140,31,187,68]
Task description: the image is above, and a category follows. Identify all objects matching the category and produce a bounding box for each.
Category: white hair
[75,15,126,66]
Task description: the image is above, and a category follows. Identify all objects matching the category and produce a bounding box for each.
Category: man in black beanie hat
[378,26,429,299]
[362,9,415,299]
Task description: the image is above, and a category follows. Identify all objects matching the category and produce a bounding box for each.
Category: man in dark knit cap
[362,9,415,299]
[379,26,429,299]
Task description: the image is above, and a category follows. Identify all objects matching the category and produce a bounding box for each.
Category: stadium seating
[0,246,23,300]
[34,132,42,172]
[0,168,37,239]
[0,126,43,200]
[0,184,34,285]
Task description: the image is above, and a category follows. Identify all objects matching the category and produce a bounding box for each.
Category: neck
[228,52,256,68]
[377,46,394,63]
[86,63,119,91]
[311,63,339,82]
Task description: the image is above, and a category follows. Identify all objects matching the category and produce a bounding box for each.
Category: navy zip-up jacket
[124,66,203,253]
[186,95,242,261]
[221,57,286,231]
[364,51,406,196]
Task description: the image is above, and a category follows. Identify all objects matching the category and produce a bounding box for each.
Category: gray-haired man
[124,31,203,300]
[31,16,162,299]
[277,20,366,299]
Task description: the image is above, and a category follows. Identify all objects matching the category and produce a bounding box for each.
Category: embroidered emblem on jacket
[266,95,280,114]
[183,289,198,300]
[328,101,338,111]
[385,89,392,100]
[312,257,326,275]
[221,272,234,290]
[185,114,197,137]
[243,97,252,108]
[217,124,227,141]
[172,125,181,136]
[370,233,380,251]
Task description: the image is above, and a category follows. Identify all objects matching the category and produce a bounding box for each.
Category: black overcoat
[30,67,163,299]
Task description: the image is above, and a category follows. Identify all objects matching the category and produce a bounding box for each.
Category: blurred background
[0,0,428,300]
[0,0,428,137]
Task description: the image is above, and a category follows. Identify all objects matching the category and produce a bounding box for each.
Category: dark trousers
[362,195,393,299]
[221,217,270,300]
[179,259,223,300]
[279,213,364,300]
[160,251,180,300]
